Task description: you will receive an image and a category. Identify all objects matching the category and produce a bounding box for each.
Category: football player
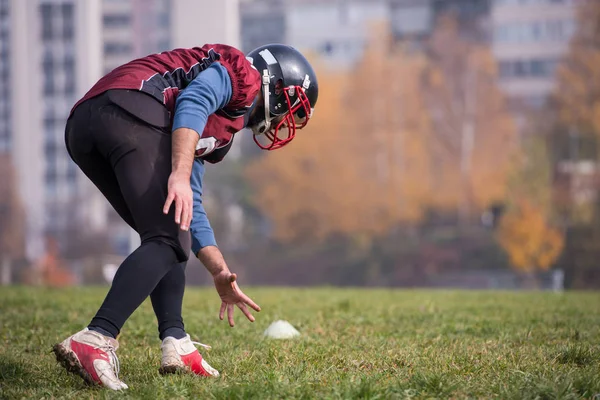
[52,43,319,390]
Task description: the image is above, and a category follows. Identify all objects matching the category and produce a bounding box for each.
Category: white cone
[263,320,300,339]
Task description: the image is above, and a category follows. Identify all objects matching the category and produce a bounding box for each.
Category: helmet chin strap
[251,69,273,136]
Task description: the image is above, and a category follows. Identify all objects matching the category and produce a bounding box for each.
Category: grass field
[1,287,599,399]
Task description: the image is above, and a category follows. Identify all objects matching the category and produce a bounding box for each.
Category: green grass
[1,287,599,399]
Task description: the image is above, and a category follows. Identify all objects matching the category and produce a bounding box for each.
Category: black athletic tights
[65,90,190,340]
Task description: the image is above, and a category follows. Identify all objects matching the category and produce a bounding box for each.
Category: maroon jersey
[72,44,261,163]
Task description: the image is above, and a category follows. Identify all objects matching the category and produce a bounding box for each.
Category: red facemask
[253,85,313,151]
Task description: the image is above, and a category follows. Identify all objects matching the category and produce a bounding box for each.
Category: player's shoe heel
[160,334,219,377]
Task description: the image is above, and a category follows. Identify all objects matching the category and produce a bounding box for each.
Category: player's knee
[141,237,189,264]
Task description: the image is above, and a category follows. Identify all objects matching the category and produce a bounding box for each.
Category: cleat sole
[159,364,188,375]
[52,343,98,387]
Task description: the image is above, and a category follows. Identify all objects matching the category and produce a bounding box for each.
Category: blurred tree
[245,18,518,287]
[0,155,25,263]
[246,22,433,245]
[547,0,600,288]
[496,199,564,285]
[554,0,600,137]
[247,17,516,244]
[422,16,517,226]
[506,136,554,215]
[551,0,600,224]
[38,236,75,287]
[496,136,564,284]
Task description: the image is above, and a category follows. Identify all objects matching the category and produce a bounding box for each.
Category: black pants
[65,90,190,340]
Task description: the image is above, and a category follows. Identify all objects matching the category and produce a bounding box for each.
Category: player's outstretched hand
[213,271,261,327]
[163,171,193,231]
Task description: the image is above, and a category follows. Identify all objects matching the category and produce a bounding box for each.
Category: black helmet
[246,44,319,150]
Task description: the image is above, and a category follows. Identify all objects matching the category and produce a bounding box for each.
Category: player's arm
[190,159,261,326]
[189,159,220,270]
[163,62,232,230]
[189,161,228,275]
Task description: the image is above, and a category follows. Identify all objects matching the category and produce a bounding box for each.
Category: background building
[492,0,578,115]
[8,0,103,261]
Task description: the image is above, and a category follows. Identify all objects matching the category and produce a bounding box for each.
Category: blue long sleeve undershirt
[172,62,233,254]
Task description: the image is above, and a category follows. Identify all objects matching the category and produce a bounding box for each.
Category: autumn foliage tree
[246,23,435,245]
[247,18,516,248]
[422,16,517,224]
[552,0,600,223]
[554,0,600,138]
[497,199,564,281]
[544,0,600,287]
[496,136,564,280]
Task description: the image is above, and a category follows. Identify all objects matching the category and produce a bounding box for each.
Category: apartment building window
[43,72,55,96]
[498,58,559,79]
[104,42,133,55]
[524,95,546,108]
[0,63,7,82]
[158,13,169,29]
[157,39,170,52]
[66,160,77,189]
[46,180,57,198]
[42,51,55,96]
[0,0,9,152]
[494,0,572,4]
[44,108,56,142]
[44,139,58,158]
[103,14,131,28]
[45,159,57,195]
[62,3,74,40]
[514,60,526,76]
[40,3,53,40]
[0,0,8,19]
[42,50,53,71]
[322,41,334,55]
[64,54,75,95]
[495,19,575,43]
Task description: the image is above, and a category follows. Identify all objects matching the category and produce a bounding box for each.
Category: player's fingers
[174,196,183,224]
[163,192,175,214]
[184,199,193,230]
[180,200,190,231]
[219,302,226,320]
[237,302,255,322]
[242,294,261,312]
[227,303,235,327]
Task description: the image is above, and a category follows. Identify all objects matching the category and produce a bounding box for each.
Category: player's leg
[150,230,190,341]
[52,96,137,390]
[65,107,190,342]
[96,97,218,377]
[54,91,188,390]
[150,261,186,340]
[82,93,188,340]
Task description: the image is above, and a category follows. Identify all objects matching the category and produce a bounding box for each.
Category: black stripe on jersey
[141,48,221,101]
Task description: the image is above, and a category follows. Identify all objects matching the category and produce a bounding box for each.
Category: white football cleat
[159,334,220,377]
[52,328,128,390]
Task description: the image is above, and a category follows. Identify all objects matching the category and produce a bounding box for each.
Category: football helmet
[246,44,319,150]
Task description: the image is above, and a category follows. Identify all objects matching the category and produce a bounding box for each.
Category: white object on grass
[102,264,118,284]
[263,320,300,339]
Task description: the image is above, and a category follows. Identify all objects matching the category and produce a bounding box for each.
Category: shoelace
[99,343,120,378]
[191,340,212,350]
